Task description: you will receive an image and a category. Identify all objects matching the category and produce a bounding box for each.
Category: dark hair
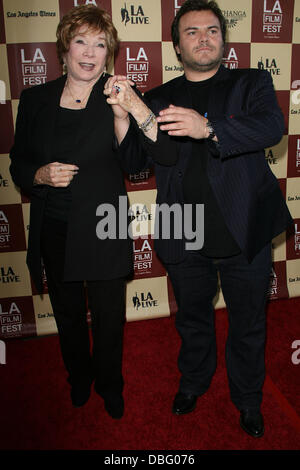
[56,4,119,66]
[171,0,227,61]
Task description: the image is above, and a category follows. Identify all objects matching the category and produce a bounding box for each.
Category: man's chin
[188,60,222,73]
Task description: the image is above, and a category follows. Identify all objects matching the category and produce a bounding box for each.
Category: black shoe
[172,392,198,415]
[240,409,264,438]
[104,393,124,419]
[70,382,91,407]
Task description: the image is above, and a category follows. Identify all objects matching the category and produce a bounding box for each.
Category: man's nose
[198,30,209,42]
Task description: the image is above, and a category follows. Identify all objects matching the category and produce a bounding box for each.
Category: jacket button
[178,171,182,177]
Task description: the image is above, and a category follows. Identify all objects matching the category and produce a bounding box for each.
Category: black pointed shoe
[240,409,264,438]
[172,392,198,415]
[70,382,91,407]
[104,393,124,419]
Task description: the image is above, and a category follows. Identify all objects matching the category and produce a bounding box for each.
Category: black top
[183,76,240,258]
[44,106,85,222]
[10,74,133,290]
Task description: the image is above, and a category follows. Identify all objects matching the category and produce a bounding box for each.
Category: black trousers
[166,244,272,411]
[41,217,126,397]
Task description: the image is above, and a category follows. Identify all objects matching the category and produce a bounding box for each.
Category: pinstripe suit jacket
[120,65,293,264]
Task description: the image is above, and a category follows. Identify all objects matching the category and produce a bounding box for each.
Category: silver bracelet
[138,112,156,132]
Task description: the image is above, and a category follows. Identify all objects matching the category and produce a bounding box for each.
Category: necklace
[66,80,93,107]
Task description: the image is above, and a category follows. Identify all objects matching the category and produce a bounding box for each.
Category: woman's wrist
[114,114,129,123]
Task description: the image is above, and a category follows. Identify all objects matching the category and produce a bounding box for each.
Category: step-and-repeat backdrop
[0,0,299,339]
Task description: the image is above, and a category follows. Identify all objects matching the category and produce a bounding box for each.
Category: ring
[113,85,121,94]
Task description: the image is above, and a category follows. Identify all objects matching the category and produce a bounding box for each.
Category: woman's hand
[104,75,158,143]
[104,75,135,119]
[104,76,144,116]
[34,162,79,187]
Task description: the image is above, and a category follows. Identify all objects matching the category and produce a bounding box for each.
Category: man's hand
[34,162,79,187]
[157,104,210,139]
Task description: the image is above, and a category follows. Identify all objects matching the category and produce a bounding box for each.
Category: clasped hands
[104,75,210,140]
[34,162,79,187]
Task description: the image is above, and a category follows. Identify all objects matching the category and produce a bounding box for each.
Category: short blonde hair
[56,5,119,66]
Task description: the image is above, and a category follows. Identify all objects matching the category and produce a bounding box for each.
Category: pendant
[76,99,81,103]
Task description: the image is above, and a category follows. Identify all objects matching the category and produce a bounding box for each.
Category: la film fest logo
[132,291,158,310]
[126,46,149,86]
[269,266,278,296]
[134,239,152,273]
[262,0,283,35]
[120,3,149,26]
[0,210,10,248]
[174,0,185,15]
[222,9,246,29]
[223,47,239,69]
[0,301,22,336]
[21,48,47,87]
[129,169,151,184]
[293,223,300,254]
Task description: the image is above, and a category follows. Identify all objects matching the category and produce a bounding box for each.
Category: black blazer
[119,65,293,264]
[10,74,133,292]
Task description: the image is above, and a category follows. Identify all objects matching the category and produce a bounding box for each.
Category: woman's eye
[75,39,85,44]
[97,43,105,48]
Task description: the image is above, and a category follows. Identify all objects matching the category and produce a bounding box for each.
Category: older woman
[9,5,132,419]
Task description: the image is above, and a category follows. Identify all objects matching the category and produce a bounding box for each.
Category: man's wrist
[205,120,216,140]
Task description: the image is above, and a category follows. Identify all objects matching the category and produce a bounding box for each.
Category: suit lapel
[207,65,233,119]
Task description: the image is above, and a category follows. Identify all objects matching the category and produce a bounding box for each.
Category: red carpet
[0,297,299,451]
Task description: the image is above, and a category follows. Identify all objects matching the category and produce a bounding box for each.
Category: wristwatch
[206,120,216,140]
